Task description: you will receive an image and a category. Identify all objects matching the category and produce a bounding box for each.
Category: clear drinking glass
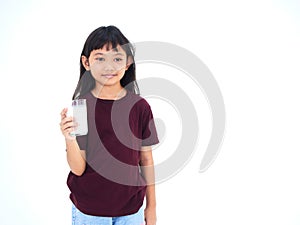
[70,99,88,136]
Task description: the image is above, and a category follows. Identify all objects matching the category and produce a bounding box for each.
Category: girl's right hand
[60,108,77,140]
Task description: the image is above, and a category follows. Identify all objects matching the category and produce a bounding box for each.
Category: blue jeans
[72,204,145,225]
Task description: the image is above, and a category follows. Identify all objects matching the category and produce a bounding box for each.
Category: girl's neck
[92,84,126,100]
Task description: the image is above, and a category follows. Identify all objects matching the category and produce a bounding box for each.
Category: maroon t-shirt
[67,91,159,217]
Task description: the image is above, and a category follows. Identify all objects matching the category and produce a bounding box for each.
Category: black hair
[72,25,139,99]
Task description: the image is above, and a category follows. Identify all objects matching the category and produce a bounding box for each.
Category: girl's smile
[102,74,117,79]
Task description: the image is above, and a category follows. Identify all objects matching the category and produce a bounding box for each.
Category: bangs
[90,36,120,51]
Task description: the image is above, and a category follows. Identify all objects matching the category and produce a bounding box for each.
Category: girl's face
[82,44,131,88]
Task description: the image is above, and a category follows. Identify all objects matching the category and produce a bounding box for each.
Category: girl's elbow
[72,165,86,176]
[139,158,154,166]
[72,170,84,176]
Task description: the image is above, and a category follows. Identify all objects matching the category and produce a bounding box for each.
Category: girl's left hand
[144,207,156,225]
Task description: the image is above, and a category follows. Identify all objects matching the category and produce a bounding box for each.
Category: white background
[1,0,300,224]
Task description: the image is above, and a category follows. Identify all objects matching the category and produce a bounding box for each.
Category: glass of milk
[70,99,88,136]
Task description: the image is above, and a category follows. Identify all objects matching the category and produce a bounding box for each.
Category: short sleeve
[141,104,159,146]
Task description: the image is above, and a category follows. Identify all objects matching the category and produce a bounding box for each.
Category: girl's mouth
[102,74,116,79]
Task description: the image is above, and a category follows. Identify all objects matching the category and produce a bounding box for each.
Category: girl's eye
[114,58,123,62]
[96,58,105,62]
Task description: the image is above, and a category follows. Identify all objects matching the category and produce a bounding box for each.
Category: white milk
[71,99,88,136]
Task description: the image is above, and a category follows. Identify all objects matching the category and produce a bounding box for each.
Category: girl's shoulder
[78,91,94,100]
[127,91,151,110]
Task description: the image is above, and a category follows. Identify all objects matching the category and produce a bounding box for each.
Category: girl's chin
[95,79,121,87]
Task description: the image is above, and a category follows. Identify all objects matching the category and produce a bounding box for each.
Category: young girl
[59,26,159,225]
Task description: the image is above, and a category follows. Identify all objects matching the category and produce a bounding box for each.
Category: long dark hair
[72,26,139,99]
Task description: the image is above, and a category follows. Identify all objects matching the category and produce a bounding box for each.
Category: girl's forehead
[91,44,126,55]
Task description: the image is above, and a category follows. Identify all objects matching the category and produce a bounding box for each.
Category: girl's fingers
[60,109,77,139]
[61,123,77,138]
[64,127,74,134]
[60,108,68,120]
[61,121,77,131]
[60,116,73,126]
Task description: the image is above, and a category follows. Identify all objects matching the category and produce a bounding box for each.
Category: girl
[59,26,159,225]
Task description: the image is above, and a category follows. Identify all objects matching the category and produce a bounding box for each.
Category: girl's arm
[66,139,86,176]
[140,146,157,225]
[60,108,86,176]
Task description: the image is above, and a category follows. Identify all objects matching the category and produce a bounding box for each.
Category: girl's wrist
[65,136,76,142]
[145,204,156,209]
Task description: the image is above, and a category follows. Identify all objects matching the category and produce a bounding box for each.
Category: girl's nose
[103,62,115,71]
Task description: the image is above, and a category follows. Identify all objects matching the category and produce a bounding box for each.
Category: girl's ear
[81,55,90,70]
[125,56,134,70]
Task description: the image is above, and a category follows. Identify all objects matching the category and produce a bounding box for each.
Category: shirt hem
[70,196,144,217]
